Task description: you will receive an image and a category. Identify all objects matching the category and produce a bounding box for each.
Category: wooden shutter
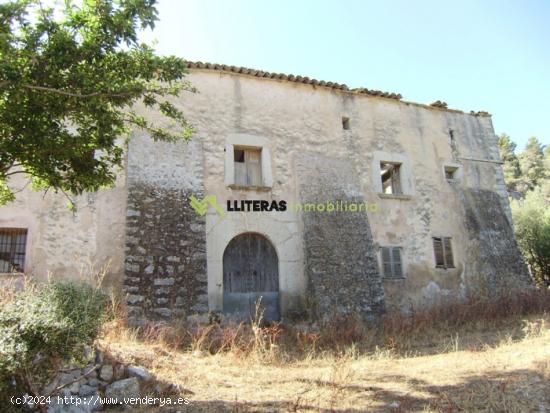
[433,237,445,268]
[245,149,262,186]
[443,237,454,268]
[381,247,392,277]
[391,247,403,277]
[391,165,403,195]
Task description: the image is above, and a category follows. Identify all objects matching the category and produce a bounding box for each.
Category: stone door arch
[222,232,280,321]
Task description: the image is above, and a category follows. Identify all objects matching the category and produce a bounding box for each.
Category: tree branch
[22,84,129,98]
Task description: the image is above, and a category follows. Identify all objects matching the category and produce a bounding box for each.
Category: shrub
[0,281,108,403]
[511,188,550,288]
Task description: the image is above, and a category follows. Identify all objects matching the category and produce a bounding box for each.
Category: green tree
[0,0,194,205]
[518,137,546,194]
[497,133,521,193]
[511,188,550,288]
[542,144,550,202]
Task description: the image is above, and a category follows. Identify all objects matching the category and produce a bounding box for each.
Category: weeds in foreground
[100,288,550,362]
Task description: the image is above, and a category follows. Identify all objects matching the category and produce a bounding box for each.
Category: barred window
[0,228,28,273]
[380,246,404,279]
[433,236,454,269]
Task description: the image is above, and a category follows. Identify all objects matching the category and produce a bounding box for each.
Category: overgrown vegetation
[99,289,550,412]
[102,288,550,360]
[497,134,550,287]
[0,281,108,407]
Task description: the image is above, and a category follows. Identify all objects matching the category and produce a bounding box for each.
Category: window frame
[380,161,403,195]
[224,134,273,190]
[233,146,263,187]
[0,228,28,273]
[379,246,405,279]
[372,151,414,199]
[432,236,455,269]
[443,163,462,182]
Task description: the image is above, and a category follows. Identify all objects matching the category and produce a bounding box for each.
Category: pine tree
[518,137,545,194]
[497,133,521,193]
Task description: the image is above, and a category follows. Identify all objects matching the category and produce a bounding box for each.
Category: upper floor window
[380,246,404,279]
[0,228,27,273]
[225,134,273,190]
[234,147,262,187]
[373,151,413,199]
[433,236,454,269]
[380,162,403,195]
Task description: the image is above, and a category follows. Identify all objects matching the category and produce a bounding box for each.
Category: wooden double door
[223,233,280,321]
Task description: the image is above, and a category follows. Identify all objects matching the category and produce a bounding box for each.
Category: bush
[511,188,550,288]
[0,281,108,402]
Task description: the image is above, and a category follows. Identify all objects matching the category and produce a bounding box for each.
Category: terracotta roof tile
[185,61,490,116]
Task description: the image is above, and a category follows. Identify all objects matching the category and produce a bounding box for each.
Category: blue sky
[140,0,550,150]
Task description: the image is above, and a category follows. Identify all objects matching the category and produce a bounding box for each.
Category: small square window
[342,117,350,130]
[433,236,454,269]
[444,166,458,180]
[0,228,28,273]
[234,147,262,187]
[380,246,404,279]
[380,162,402,195]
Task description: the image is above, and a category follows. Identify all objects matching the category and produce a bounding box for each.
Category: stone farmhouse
[0,62,532,324]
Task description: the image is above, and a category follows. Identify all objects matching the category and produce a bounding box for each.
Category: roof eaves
[185,61,490,117]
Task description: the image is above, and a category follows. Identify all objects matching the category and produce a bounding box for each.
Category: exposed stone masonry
[296,153,386,320]
[460,188,532,293]
[124,185,207,326]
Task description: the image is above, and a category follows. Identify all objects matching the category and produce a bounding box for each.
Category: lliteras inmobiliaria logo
[189,195,226,217]
[189,195,287,218]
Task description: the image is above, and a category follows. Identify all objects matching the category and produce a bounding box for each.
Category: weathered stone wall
[172,70,530,316]
[1,67,531,322]
[460,188,531,294]
[123,132,207,325]
[296,153,385,319]
[0,166,126,287]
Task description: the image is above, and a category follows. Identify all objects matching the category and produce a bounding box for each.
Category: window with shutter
[380,162,403,195]
[0,228,28,273]
[380,246,404,279]
[433,236,454,269]
[234,147,262,187]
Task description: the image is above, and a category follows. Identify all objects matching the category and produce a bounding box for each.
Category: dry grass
[98,290,550,412]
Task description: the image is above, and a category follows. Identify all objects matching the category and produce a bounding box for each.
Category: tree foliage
[510,189,550,288]
[500,134,549,287]
[518,137,546,194]
[497,133,521,193]
[0,0,194,205]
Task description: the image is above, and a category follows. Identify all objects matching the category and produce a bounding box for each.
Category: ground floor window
[433,236,454,269]
[0,228,27,272]
[380,246,404,278]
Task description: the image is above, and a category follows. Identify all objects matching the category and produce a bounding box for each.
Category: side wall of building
[0,170,126,288]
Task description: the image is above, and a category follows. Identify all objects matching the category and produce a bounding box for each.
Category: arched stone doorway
[222,232,280,321]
